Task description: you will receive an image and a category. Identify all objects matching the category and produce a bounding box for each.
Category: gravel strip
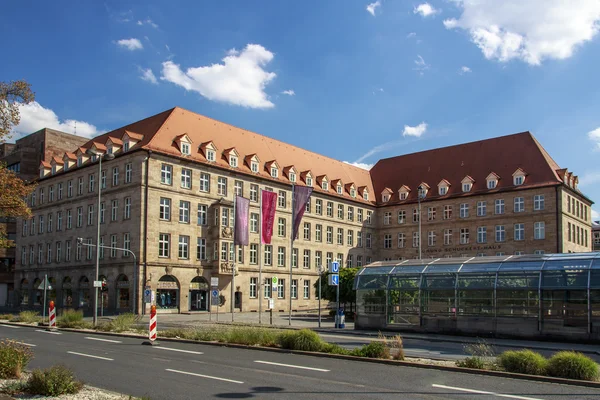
[0,377,138,399]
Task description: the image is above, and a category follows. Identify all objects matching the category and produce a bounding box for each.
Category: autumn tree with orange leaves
[0,80,36,247]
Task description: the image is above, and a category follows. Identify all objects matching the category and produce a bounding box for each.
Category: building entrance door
[190,290,207,311]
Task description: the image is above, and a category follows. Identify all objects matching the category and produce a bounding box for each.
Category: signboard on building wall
[157,281,178,289]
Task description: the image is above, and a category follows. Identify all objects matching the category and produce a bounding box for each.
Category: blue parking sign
[329,261,339,273]
[328,274,339,286]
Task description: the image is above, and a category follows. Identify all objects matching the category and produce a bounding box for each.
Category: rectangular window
[460,203,469,218]
[514,197,524,213]
[327,202,333,217]
[124,197,131,219]
[101,171,106,189]
[427,207,436,221]
[57,212,62,231]
[197,204,207,225]
[87,205,94,225]
[221,207,231,227]
[250,213,259,233]
[46,243,52,263]
[477,201,486,217]
[125,163,132,183]
[278,191,286,208]
[326,252,333,267]
[112,166,119,186]
[67,209,72,229]
[347,230,354,246]
[217,177,227,196]
[111,199,118,221]
[179,200,190,223]
[303,222,311,240]
[234,180,243,196]
[67,181,73,198]
[397,233,405,248]
[303,249,310,269]
[100,202,105,224]
[250,244,258,264]
[412,232,420,248]
[444,205,452,219]
[514,223,524,241]
[161,164,173,185]
[316,200,323,215]
[123,233,130,257]
[413,209,420,223]
[357,231,363,247]
[39,244,44,263]
[160,198,171,220]
[495,199,505,214]
[326,226,333,244]
[428,231,436,246]
[477,227,487,243]
[49,186,54,201]
[263,278,272,299]
[347,206,354,221]
[366,233,372,248]
[47,213,53,232]
[250,278,257,299]
[315,224,322,242]
[303,280,310,299]
[181,168,192,189]
[76,207,83,227]
[65,241,71,262]
[277,247,286,267]
[250,184,258,202]
[77,177,84,195]
[337,228,343,245]
[460,228,470,244]
[291,279,298,299]
[89,174,95,192]
[337,204,344,219]
[56,242,62,263]
[534,195,545,211]
[534,222,545,240]
[315,251,322,268]
[384,212,391,225]
[495,225,506,242]
[110,235,117,258]
[178,235,190,259]
[292,248,298,268]
[264,245,272,266]
[159,233,170,257]
[277,279,285,299]
[58,183,63,199]
[196,238,206,260]
[199,173,210,192]
[444,229,452,245]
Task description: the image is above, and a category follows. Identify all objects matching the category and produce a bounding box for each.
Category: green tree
[1,80,35,140]
[314,267,359,312]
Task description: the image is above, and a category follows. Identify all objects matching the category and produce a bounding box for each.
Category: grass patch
[57,309,92,329]
[224,327,280,347]
[497,349,547,375]
[15,311,41,324]
[547,351,600,381]
[322,343,351,355]
[277,329,326,352]
[26,365,84,396]
[456,356,487,369]
[0,314,13,320]
[379,333,405,361]
[351,341,390,359]
[97,313,140,333]
[0,340,34,379]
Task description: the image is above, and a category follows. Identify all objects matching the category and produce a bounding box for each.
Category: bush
[57,309,90,328]
[0,314,13,320]
[497,350,547,375]
[225,327,279,347]
[0,340,34,378]
[456,356,486,369]
[17,311,41,324]
[107,313,139,332]
[546,351,600,381]
[26,365,83,396]
[378,334,404,361]
[351,341,390,359]
[322,343,351,355]
[277,329,325,352]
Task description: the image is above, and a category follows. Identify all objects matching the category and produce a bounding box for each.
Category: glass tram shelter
[353,253,600,342]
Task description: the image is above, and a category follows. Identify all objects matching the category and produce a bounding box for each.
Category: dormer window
[513,168,526,186]
[488,180,497,189]
[64,163,69,171]
[271,167,278,178]
[123,140,130,152]
[462,183,472,192]
[230,155,238,168]
[383,194,390,202]
[181,142,191,155]
[91,154,97,162]
[306,177,313,187]
[400,192,408,200]
[363,191,369,201]
[107,146,113,155]
[514,176,524,185]
[289,172,296,183]
[439,186,447,195]
[251,162,258,173]
[207,150,215,162]
[350,189,356,198]
[336,183,343,195]
[322,181,329,191]
[51,165,56,175]
[77,155,82,167]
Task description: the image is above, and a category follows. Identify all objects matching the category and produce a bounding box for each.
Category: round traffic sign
[211,289,218,297]
[272,277,278,284]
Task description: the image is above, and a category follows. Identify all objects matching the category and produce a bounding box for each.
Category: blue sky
[2,1,600,218]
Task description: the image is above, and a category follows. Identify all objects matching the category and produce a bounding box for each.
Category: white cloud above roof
[443,0,600,65]
[13,102,100,138]
[139,67,158,84]
[589,127,600,150]
[414,3,439,17]
[161,44,277,109]
[116,38,143,51]
[366,1,381,16]
[403,122,428,137]
[344,161,373,170]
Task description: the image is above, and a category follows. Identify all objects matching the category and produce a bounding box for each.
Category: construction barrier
[149,305,157,342]
[49,301,56,329]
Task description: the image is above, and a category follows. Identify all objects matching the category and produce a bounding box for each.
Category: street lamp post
[318,264,323,328]
[86,149,114,327]
[418,185,424,260]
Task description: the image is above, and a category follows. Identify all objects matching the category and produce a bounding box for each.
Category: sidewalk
[103,311,600,356]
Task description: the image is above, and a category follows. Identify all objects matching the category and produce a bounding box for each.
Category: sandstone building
[13,107,594,314]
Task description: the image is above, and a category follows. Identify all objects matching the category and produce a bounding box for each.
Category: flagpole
[289,184,295,326]
[232,194,236,322]
[258,190,263,325]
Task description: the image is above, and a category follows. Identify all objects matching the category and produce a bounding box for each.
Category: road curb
[5,322,597,389]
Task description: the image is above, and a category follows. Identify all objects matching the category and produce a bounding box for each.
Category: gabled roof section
[345,182,355,191]
[124,130,144,141]
[91,142,106,152]
[244,153,260,164]
[174,133,193,144]
[106,137,123,146]
[223,147,239,157]
[418,182,430,189]
[63,152,77,161]
[75,147,88,156]
[461,175,475,184]
[40,161,51,169]
[382,187,393,194]
[512,168,527,177]
[486,172,500,180]
[265,160,279,170]
[200,141,218,151]
[300,170,312,180]
[398,185,410,192]
[51,156,64,165]
[438,179,451,186]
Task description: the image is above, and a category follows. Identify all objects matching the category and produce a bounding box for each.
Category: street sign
[268,298,274,309]
[93,280,102,288]
[271,276,278,290]
[143,288,152,303]
[211,277,219,287]
[329,261,340,274]
[38,276,52,290]
[328,274,339,286]
[211,289,219,306]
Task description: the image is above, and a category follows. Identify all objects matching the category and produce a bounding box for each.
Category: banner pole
[258,190,263,325]
[232,194,236,321]
[289,184,295,326]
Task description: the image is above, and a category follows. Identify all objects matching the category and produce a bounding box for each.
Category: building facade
[594,223,600,252]
[0,129,87,307]
[12,107,595,314]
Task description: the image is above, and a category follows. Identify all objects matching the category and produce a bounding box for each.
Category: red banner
[261,190,278,244]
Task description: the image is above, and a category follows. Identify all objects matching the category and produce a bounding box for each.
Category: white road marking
[432,384,545,400]
[35,329,61,335]
[165,368,243,384]
[67,351,114,361]
[254,360,330,372]
[85,336,122,344]
[0,324,20,328]
[15,342,36,347]
[154,346,203,355]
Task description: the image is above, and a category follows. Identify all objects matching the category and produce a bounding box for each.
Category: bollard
[48,301,56,330]
[149,305,157,342]
[269,309,273,325]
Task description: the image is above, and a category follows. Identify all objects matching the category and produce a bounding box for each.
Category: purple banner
[261,190,278,244]
[292,186,313,241]
[234,196,250,246]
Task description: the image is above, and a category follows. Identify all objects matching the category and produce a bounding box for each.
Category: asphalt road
[2,323,600,400]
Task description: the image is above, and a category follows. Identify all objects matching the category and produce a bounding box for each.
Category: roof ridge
[170,106,371,175]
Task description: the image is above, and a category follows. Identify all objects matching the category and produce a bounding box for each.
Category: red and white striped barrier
[49,301,56,329]
[149,305,157,342]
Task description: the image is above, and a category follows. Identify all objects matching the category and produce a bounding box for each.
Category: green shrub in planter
[351,342,390,359]
[456,356,486,370]
[547,351,600,381]
[57,309,86,328]
[0,340,34,378]
[17,311,41,324]
[26,365,83,396]
[277,329,325,352]
[497,350,547,375]
[322,343,351,355]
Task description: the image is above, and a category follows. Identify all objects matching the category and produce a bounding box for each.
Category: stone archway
[157,275,179,310]
[62,277,73,308]
[116,274,130,310]
[78,276,90,308]
[189,276,209,311]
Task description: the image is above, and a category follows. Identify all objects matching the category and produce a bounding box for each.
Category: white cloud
[161,44,277,109]
[414,55,430,74]
[414,3,439,17]
[443,0,600,65]
[116,38,143,51]
[588,127,600,150]
[579,172,600,187]
[407,32,417,38]
[137,18,158,28]
[460,66,472,74]
[592,209,599,222]
[13,102,100,138]
[366,1,381,16]
[281,90,295,96]
[344,161,373,170]
[403,122,428,137]
[139,67,158,84]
